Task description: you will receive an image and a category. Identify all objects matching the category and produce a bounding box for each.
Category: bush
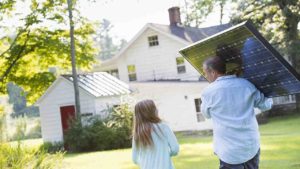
[64,103,133,152]
[64,118,119,152]
[0,106,6,142]
[40,142,64,154]
[106,104,133,148]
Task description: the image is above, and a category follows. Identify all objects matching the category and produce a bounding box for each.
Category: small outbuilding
[36,72,131,143]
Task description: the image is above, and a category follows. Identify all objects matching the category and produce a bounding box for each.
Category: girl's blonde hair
[133,99,161,147]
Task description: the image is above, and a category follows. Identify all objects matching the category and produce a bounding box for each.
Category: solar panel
[179,20,300,97]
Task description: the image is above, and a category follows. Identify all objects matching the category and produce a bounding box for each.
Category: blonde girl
[132,99,179,169]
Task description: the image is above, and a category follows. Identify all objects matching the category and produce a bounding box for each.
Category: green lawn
[62,114,300,169]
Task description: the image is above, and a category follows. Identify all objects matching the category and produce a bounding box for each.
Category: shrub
[40,142,64,154]
[64,118,116,152]
[64,103,133,152]
[105,103,133,148]
[0,143,64,169]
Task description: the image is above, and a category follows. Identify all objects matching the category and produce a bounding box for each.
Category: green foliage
[231,0,300,68]
[106,104,133,136]
[0,143,64,169]
[0,0,16,20]
[64,104,133,152]
[0,106,6,142]
[182,0,233,27]
[0,0,98,103]
[40,142,64,154]
[64,118,112,152]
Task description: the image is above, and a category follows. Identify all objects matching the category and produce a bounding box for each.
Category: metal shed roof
[62,72,130,97]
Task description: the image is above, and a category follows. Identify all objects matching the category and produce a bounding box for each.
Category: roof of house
[62,72,131,97]
[150,23,232,43]
[98,23,233,67]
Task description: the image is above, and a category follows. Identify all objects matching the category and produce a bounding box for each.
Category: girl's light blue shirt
[132,122,179,169]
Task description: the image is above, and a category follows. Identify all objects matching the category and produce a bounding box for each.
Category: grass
[61,113,300,169]
[9,138,43,148]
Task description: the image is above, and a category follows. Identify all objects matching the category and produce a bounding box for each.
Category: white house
[94,7,232,131]
[35,72,130,143]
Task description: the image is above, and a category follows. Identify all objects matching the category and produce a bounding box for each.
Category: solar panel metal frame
[179,20,300,97]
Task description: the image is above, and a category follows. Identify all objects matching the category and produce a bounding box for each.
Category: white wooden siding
[94,96,122,118]
[97,27,201,82]
[39,79,95,142]
[130,82,212,131]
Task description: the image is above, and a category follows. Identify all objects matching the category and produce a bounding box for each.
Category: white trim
[148,24,190,45]
[35,77,96,106]
[35,77,63,105]
[100,23,190,67]
[58,102,75,107]
[179,21,246,53]
[100,24,151,66]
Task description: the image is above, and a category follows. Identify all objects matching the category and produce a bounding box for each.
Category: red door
[60,105,76,149]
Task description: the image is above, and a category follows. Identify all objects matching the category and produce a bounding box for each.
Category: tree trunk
[67,0,81,121]
[220,1,224,24]
[283,18,300,112]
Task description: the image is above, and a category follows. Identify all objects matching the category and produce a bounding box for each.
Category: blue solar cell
[179,20,300,97]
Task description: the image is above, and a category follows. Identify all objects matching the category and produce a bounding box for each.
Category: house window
[148,35,159,47]
[176,57,186,74]
[107,69,119,78]
[127,65,137,81]
[194,98,205,122]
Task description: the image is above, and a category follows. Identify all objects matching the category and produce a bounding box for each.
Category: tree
[231,0,300,109]
[67,0,81,120]
[7,83,39,117]
[95,19,127,60]
[231,0,300,68]
[7,83,27,117]
[0,0,98,103]
[182,0,232,27]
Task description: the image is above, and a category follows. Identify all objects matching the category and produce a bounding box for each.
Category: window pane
[148,35,159,47]
[127,65,136,73]
[197,113,205,122]
[177,66,186,74]
[194,98,202,112]
[176,57,185,65]
[129,74,137,81]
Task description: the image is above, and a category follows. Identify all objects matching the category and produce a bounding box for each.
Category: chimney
[168,7,182,26]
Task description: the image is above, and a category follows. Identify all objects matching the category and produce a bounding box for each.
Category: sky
[79,0,231,41]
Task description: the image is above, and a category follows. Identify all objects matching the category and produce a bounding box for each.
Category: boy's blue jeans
[219,149,260,169]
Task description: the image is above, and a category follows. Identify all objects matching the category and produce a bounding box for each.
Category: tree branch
[0,25,30,59]
[0,30,31,82]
